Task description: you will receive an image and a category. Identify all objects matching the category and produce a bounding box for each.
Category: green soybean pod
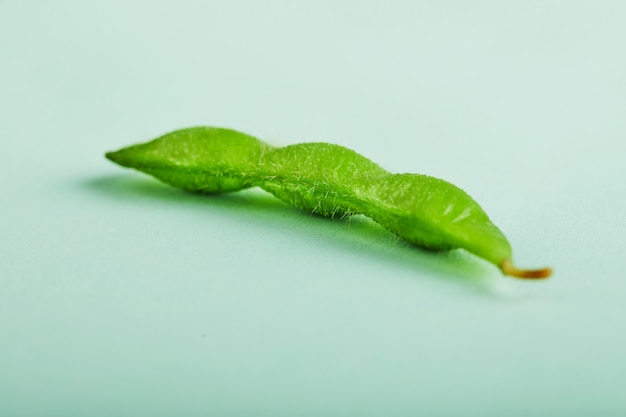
[106,127,552,279]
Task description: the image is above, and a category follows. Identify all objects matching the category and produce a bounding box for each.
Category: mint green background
[1,1,625,416]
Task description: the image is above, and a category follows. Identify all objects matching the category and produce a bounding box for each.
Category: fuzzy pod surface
[106,127,551,279]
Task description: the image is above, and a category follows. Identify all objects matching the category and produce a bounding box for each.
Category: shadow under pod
[83,173,500,292]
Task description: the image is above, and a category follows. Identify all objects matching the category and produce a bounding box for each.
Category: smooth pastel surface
[2,1,626,416]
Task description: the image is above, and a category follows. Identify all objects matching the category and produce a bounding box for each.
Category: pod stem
[500,258,552,279]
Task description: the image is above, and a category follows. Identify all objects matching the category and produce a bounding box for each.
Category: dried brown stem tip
[500,258,552,279]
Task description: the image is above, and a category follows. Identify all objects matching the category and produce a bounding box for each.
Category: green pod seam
[105,127,551,279]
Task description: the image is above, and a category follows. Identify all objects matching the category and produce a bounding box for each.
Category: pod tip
[105,150,120,162]
[105,149,131,167]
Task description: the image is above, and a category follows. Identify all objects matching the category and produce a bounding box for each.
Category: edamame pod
[106,127,552,279]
